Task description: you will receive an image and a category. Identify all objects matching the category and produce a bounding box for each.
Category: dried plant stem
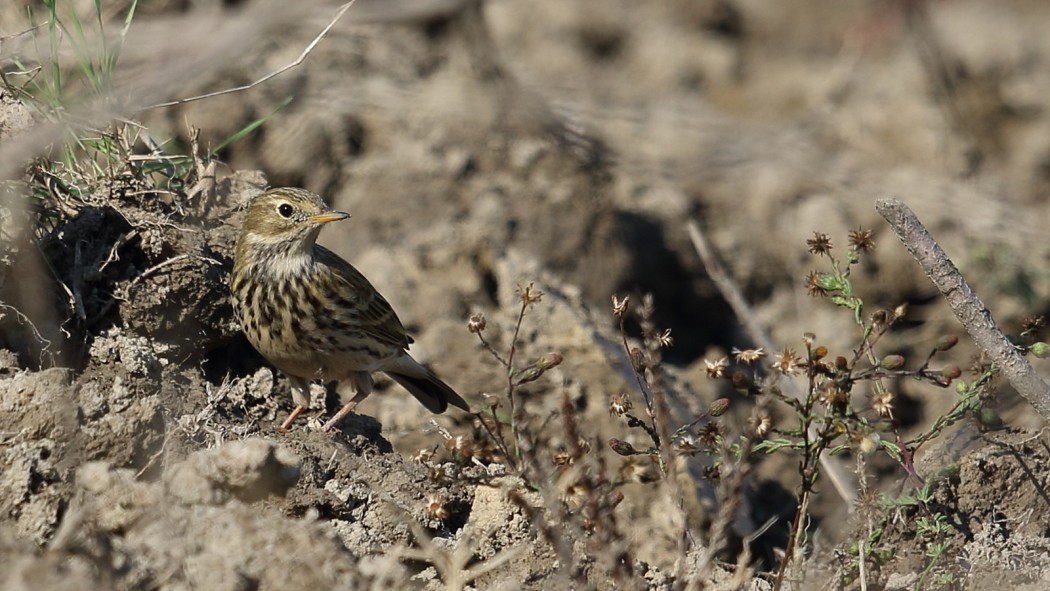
[617,315,659,440]
[140,0,358,111]
[505,298,530,465]
[686,220,857,505]
[774,490,811,591]
[647,355,691,571]
[688,432,756,590]
[875,197,1050,420]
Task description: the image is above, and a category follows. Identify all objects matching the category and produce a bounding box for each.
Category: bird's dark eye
[277,203,294,218]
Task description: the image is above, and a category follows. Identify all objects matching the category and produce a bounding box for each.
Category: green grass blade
[120,0,138,41]
[44,0,62,104]
[211,96,294,155]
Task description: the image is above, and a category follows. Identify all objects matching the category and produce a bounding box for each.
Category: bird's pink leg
[322,390,370,431]
[277,404,306,432]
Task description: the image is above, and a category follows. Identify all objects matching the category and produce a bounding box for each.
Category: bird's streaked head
[240,187,349,247]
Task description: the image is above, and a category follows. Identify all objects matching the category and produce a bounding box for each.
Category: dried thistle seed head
[872,390,895,417]
[807,232,833,256]
[444,435,475,460]
[732,347,765,364]
[553,451,573,467]
[517,282,544,306]
[805,270,829,297]
[748,410,772,438]
[771,348,801,376]
[412,448,435,465]
[674,434,700,456]
[424,494,450,522]
[612,294,630,317]
[699,422,720,446]
[855,490,882,520]
[655,328,674,348]
[820,380,847,408]
[1022,315,1046,335]
[704,356,729,379]
[561,481,589,510]
[848,227,875,252]
[609,393,633,417]
[467,312,487,334]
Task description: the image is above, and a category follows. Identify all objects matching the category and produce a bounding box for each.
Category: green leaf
[879,439,902,461]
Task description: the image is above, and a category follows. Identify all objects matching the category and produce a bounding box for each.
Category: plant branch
[875,197,1050,420]
[138,0,357,111]
[686,219,857,505]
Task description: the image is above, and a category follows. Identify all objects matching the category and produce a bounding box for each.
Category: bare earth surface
[2,0,1050,589]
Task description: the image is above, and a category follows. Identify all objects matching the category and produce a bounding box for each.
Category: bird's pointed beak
[310,210,351,224]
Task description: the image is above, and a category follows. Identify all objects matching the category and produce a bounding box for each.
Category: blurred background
[2,0,1050,586]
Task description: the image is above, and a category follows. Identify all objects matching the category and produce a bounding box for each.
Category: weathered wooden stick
[876,197,1050,421]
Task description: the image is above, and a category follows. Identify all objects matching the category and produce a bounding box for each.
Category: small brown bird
[231,187,469,431]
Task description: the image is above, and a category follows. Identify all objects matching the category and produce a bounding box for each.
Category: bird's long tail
[384,356,470,414]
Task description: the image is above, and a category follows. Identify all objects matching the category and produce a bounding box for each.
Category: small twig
[139,0,357,111]
[394,512,526,591]
[135,434,168,479]
[0,303,53,364]
[617,314,659,443]
[857,537,867,591]
[94,231,137,276]
[474,330,508,367]
[774,493,812,591]
[505,289,535,467]
[875,197,1050,420]
[119,254,222,300]
[72,240,88,321]
[473,410,513,464]
[0,20,48,42]
[183,125,218,203]
[426,418,453,441]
